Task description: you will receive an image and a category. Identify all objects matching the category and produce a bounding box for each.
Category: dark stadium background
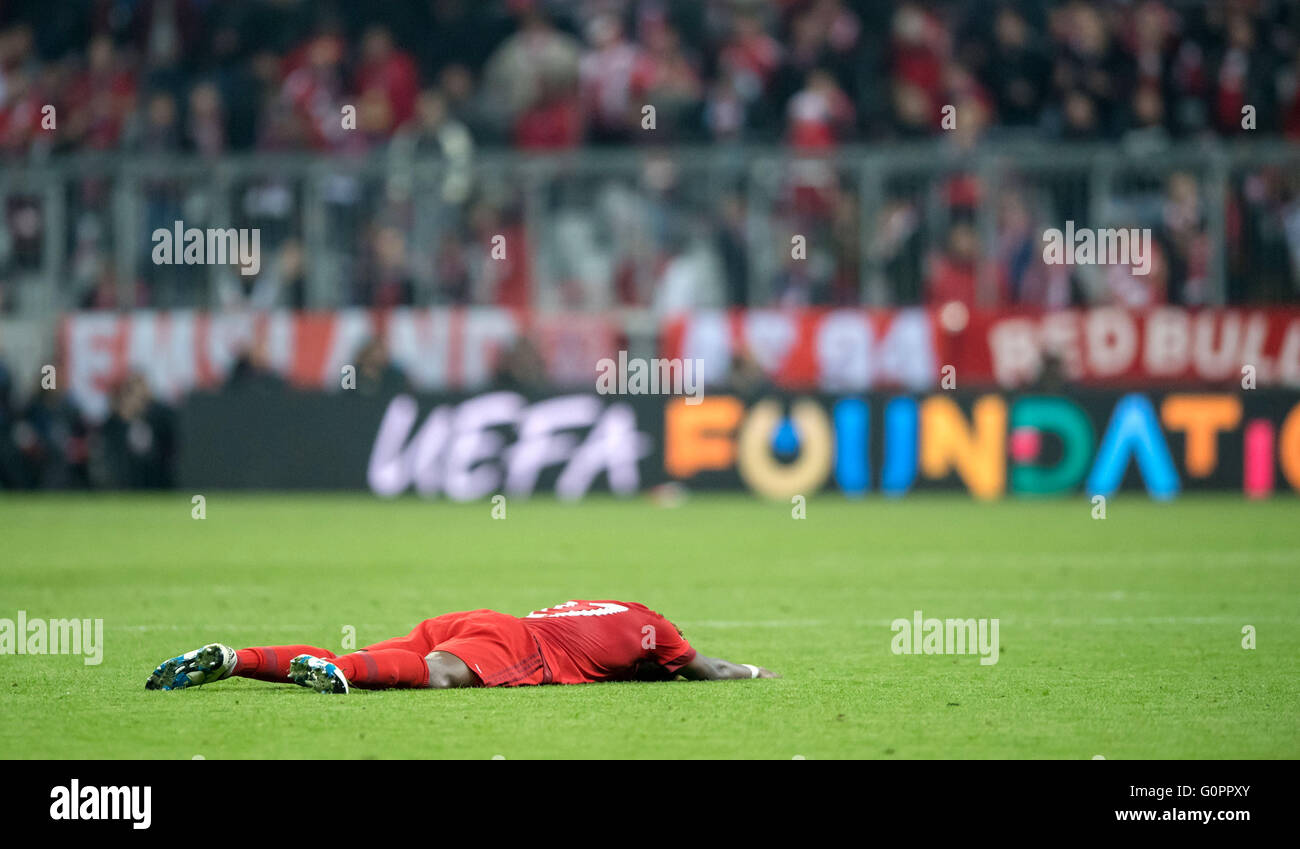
[0,0,1298,777]
[0,1,1297,494]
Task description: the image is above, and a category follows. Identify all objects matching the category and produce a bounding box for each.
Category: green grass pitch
[1,492,1297,759]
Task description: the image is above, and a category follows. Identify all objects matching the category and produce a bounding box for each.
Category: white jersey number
[525,601,629,618]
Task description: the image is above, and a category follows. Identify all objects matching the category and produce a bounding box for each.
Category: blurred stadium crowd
[2,0,1300,489]
[0,0,1296,316]
[2,0,1298,154]
[0,0,1297,317]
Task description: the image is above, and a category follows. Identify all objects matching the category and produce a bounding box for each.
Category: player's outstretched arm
[678,653,778,680]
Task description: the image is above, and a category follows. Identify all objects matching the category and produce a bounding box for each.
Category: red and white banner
[959,307,1300,389]
[62,309,619,421]
[660,307,1300,392]
[59,306,1300,419]
[659,308,938,391]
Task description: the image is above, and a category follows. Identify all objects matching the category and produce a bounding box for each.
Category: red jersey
[521,600,696,684]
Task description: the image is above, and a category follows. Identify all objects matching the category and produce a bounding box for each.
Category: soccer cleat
[145,643,237,691]
[287,654,350,694]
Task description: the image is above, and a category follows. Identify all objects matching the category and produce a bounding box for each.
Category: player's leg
[423,612,548,688]
[285,618,448,693]
[144,642,337,690]
[145,643,238,691]
[232,645,337,682]
[354,618,441,654]
[320,648,431,691]
[424,651,478,689]
[289,646,478,691]
[290,648,478,693]
[286,615,522,694]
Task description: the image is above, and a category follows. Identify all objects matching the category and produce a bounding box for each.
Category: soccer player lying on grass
[145,600,777,693]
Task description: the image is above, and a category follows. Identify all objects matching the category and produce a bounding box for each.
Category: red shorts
[362,610,549,687]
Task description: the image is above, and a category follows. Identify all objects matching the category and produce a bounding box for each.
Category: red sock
[234,646,335,682]
[333,650,430,689]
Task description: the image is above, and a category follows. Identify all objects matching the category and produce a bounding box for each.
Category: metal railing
[2,140,1299,326]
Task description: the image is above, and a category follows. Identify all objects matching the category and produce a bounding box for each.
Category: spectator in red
[356,25,419,131]
[482,7,580,139]
[720,11,782,104]
[0,25,48,156]
[786,69,854,217]
[941,63,993,150]
[0,67,46,155]
[787,68,854,150]
[356,84,398,147]
[925,218,1007,308]
[63,34,138,151]
[514,77,582,150]
[469,202,531,309]
[281,32,352,152]
[890,2,948,127]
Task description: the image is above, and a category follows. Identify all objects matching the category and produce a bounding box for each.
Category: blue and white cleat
[145,643,237,691]
[288,654,350,694]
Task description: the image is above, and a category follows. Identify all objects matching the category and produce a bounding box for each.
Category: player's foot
[145,643,237,691]
[287,654,350,694]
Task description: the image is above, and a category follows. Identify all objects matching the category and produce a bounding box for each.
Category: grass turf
[0,492,1297,759]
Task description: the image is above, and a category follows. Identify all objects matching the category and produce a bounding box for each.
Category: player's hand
[756,667,779,678]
